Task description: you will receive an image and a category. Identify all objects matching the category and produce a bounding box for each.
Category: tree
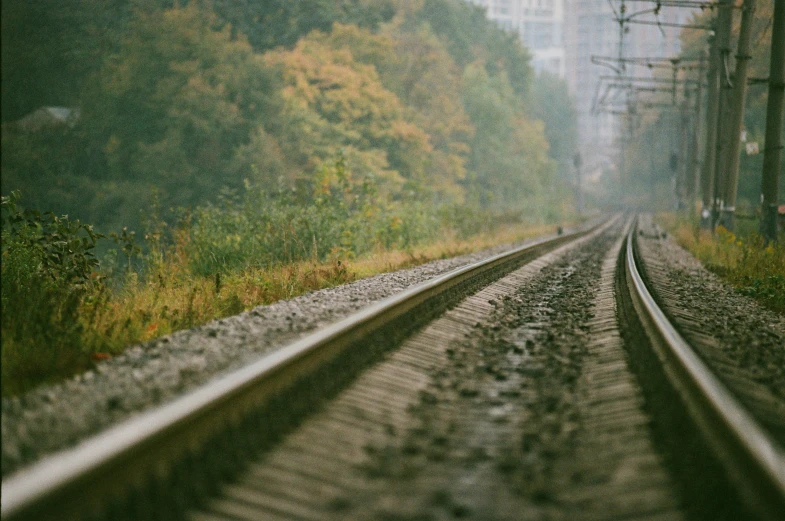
[263,32,433,197]
[312,23,474,201]
[461,62,554,210]
[528,71,578,179]
[212,0,395,52]
[0,0,133,122]
[403,0,534,99]
[81,3,281,212]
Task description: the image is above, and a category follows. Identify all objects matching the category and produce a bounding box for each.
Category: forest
[1,0,577,233]
[1,0,578,394]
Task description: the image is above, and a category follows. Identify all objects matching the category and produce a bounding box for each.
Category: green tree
[402,0,533,99]
[81,2,281,214]
[461,63,554,210]
[0,0,133,123]
[528,71,578,179]
[213,0,395,52]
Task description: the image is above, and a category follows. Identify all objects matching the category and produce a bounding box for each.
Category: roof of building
[15,107,80,131]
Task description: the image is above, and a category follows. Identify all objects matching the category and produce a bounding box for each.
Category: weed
[1,184,570,397]
[1,191,103,395]
[660,214,785,314]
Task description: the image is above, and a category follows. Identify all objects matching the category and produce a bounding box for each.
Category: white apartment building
[564,0,618,158]
[563,1,694,174]
[470,0,695,181]
[468,0,566,77]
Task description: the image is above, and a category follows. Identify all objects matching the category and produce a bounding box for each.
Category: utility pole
[701,32,720,228]
[687,53,706,212]
[670,109,680,208]
[718,0,758,231]
[678,88,691,209]
[617,0,627,203]
[574,152,583,215]
[760,0,785,243]
[712,0,734,227]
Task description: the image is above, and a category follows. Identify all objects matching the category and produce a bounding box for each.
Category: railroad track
[621,221,785,521]
[2,215,784,521]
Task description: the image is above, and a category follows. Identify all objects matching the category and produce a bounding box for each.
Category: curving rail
[1,218,611,521]
[624,223,785,521]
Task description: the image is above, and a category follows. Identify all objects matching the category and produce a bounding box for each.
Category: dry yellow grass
[2,218,574,396]
[657,213,785,314]
[81,221,563,358]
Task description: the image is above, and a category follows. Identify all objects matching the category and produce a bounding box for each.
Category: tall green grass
[2,161,561,396]
[186,157,494,276]
[1,192,103,393]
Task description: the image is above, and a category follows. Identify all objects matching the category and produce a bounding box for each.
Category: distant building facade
[562,1,695,174]
[469,0,697,178]
[468,0,565,77]
[563,0,618,164]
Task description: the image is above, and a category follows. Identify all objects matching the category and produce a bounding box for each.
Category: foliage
[1,0,576,230]
[213,0,395,52]
[263,33,432,194]
[80,3,282,213]
[1,191,103,395]
[1,187,565,396]
[186,154,444,275]
[312,23,474,201]
[461,63,555,210]
[1,191,102,285]
[528,71,578,178]
[0,0,132,122]
[403,0,533,99]
[663,214,785,314]
[1,124,90,220]
[0,0,581,395]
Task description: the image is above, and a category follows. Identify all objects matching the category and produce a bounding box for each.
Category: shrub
[185,155,453,275]
[1,191,103,394]
[666,214,785,314]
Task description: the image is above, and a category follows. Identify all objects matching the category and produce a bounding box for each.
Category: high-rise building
[562,1,697,174]
[468,0,565,77]
[564,0,618,164]
[469,0,697,179]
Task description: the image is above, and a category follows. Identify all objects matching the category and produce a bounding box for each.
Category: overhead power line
[592,56,704,63]
[612,0,723,9]
[600,75,702,84]
[613,0,746,8]
[616,18,713,30]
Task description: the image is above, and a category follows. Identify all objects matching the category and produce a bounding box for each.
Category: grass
[657,213,785,315]
[1,219,564,397]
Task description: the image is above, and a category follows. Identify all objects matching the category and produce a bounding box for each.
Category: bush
[185,155,452,275]
[1,191,103,394]
[666,214,785,314]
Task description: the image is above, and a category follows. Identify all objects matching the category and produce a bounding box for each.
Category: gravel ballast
[191,217,684,521]
[636,214,785,445]
[2,226,585,478]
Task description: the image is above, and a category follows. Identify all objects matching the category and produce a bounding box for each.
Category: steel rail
[624,223,785,521]
[1,217,612,521]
